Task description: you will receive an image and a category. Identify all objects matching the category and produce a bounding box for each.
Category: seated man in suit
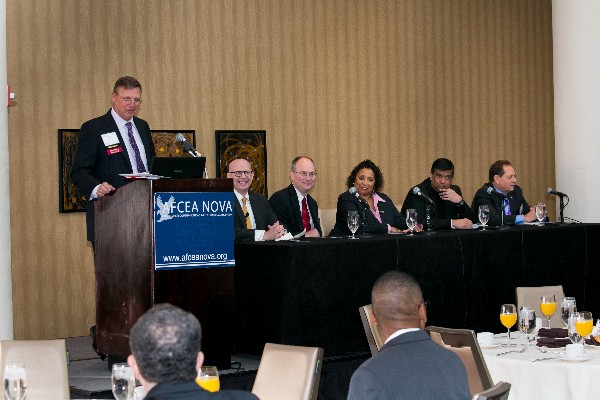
[472,159,536,226]
[348,271,470,400]
[269,156,322,237]
[228,158,285,241]
[401,158,473,230]
[128,304,258,399]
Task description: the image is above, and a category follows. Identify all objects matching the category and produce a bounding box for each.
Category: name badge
[107,146,123,155]
[101,132,120,146]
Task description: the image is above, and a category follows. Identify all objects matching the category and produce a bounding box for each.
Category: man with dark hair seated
[348,271,470,400]
[127,303,258,399]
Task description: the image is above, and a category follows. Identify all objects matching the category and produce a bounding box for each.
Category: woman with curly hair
[330,159,409,236]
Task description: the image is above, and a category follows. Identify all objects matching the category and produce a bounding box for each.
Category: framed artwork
[215,130,267,196]
[58,129,196,213]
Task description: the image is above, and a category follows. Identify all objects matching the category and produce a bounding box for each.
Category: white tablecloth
[481,332,600,400]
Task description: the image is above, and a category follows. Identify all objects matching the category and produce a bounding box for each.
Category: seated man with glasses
[227,158,286,241]
[401,158,473,230]
[268,156,322,237]
[347,271,470,400]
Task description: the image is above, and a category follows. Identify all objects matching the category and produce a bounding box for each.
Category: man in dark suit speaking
[347,271,470,400]
[71,76,156,243]
[228,158,285,241]
[269,156,322,237]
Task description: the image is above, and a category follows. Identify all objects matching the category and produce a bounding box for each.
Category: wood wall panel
[7,0,554,339]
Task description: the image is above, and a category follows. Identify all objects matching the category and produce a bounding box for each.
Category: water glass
[3,363,26,400]
[347,211,359,239]
[478,205,489,229]
[406,209,417,235]
[568,313,582,344]
[519,306,536,345]
[112,363,136,400]
[535,202,546,222]
[561,297,576,328]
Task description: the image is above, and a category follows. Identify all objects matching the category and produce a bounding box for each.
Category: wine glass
[535,202,546,223]
[112,363,135,400]
[519,306,536,345]
[500,304,517,346]
[575,311,593,341]
[540,295,556,328]
[4,363,26,400]
[196,366,220,392]
[561,297,576,328]
[347,211,359,239]
[478,205,489,230]
[405,209,417,235]
[568,313,583,344]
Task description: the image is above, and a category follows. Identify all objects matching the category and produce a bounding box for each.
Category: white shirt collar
[384,327,421,344]
[111,108,133,128]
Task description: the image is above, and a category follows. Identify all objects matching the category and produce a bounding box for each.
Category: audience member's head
[429,158,455,192]
[128,304,203,392]
[488,159,517,193]
[371,271,427,341]
[290,156,317,196]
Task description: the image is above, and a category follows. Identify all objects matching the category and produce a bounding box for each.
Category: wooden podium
[93,178,234,369]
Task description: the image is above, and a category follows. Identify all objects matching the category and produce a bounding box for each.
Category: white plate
[538,346,567,351]
[584,343,600,350]
[558,355,592,362]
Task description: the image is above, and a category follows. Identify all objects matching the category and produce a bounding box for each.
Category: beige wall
[7,0,554,339]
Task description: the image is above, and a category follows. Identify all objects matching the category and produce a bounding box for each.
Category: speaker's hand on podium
[97,182,115,197]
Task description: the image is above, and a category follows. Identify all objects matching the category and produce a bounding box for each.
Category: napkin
[537,328,568,338]
[536,337,571,348]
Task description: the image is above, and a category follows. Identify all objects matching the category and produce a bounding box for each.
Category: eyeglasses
[292,171,317,178]
[115,93,142,105]
[229,171,253,177]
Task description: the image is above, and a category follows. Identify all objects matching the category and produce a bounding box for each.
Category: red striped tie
[302,197,311,231]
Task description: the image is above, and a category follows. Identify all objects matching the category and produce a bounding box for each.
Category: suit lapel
[103,111,134,172]
[288,185,304,229]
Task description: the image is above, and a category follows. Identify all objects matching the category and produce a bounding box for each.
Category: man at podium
[71,76,156,243]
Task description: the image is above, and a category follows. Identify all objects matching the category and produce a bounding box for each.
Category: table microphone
[412,187,435,206]
[175,133,201,157]
[349,187,370,208]
[547,188,567,197]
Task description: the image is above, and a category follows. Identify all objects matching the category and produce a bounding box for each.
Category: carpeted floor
[67,336,261,399]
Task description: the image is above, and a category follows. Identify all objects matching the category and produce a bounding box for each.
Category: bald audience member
[347,271,470,400]
[269,156,322,237]
[227,159,285,241]
[128,303,258,399]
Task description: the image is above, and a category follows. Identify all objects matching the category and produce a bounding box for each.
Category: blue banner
[154,192,235,270]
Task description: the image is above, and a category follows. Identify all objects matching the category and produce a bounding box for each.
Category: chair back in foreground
[359,305,384,356]
[516,285,565,328]
[472,381,511,400]
[0,339,69,400]
[318,208,336,237]
[426,326,493,397]
[252,342,324,400]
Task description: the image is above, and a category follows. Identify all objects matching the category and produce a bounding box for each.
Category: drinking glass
[112,363,135,400]
[347,211,359,239]
[406,209,417,235]
[500,304,517,346]
[196,366,220,392]
[561,297,577,328]
[540,294,556,328]
[575,311,593,340]
[568,313,583,344]
[519,306,536,345]
[535,202,546,223]
[478,205,489,230]
[3,363,26,400]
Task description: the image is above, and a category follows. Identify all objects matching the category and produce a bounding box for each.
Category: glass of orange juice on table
[575,312,593,341]
[540,294,556,328]
[196,366,220,392]
[500,304,517,346]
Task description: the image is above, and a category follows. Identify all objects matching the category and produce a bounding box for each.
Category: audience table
[481,333,600,399]
[234,223,600,356]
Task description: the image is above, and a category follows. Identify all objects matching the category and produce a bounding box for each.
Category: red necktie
[301,197,311,231]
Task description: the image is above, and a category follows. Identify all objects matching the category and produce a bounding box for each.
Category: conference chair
[359,304,384,356]
[0,339,70,400]
[472,381,511,400]
[516,285,565,328]
[317,208,336,237]
[426,326,493,397]
[252,342,324,400]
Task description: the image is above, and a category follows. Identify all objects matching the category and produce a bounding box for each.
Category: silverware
[532,356,558,362]
[495,347,527,356]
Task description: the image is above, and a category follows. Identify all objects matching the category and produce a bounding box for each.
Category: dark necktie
[301,197,311,231]
[126,122,146,173]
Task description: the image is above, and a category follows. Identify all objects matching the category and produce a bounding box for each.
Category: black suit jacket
[268,184,322,237]
[401,178,473,230]
[329,190,407,236]
[472,182,531,226]
[70,110,156,242]
[233,190,279,242]
[145,381,259,400]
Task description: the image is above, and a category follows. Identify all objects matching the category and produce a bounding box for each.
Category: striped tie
[242,197,252,229]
